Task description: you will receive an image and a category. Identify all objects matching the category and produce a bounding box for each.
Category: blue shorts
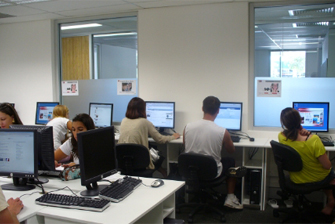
[304,168,335,187]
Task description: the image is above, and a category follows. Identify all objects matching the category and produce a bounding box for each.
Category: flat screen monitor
[292,102,329,132]
[89,103,113,128]
[35,102,59,125]
[214,102,243,131]
[10,125,55,173]
[78,126,117,196]
[146,101,175,131]
[0,129,38,191]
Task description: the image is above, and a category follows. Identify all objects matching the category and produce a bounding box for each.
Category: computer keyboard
[322,141,334,147]
[231,136,241,143]
[38,170,61,177]
[35,193,110,212]
[123,176,142,189]
[99,176,142,203]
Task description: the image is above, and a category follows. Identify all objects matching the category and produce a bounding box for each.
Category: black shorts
[218,157,235,178]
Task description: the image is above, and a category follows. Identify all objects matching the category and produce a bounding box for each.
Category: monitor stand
[27,177,49,185]
[158,128,172,136]
[80,182,109,197]
[2,177,35,191]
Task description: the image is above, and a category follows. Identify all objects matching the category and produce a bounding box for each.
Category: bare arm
[0,197,23,224]
[66,121,72,130]
[0,208,19,224]
[54,148,68,162]
[318,153,332,170]
[183,128,186,146]
[222,130,235,154]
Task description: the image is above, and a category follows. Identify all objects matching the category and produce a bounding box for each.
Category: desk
[115,133,271,210]
[1,176,184,224]
[115,133,335,211]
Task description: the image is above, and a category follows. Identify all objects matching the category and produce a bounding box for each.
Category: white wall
[138,2,249,133]
[100,44,137,79]
[0,20,55,125]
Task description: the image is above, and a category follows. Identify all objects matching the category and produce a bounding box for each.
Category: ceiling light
[94,32,137,37]
[292,23,297,28]
[61,23,102,30]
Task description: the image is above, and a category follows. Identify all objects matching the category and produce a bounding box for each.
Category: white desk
[1,176,184,224]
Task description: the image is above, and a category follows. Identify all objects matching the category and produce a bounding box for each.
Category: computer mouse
[151,179,164,188]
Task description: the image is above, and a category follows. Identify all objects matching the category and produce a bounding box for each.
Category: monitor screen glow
[214,102,243,131]
[0,129,38,191]
[292,102,329,132]
[89,103,113,128]
[35,102,59,125]
[146,101,175,129]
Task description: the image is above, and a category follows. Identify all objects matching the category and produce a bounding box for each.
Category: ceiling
[0,0,335,50]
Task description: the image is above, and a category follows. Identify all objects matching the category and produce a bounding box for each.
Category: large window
[253,2,335,129]
[271,51,306,78]
[58,16,138,123]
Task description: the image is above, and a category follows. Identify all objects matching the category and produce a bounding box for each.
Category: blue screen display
[214,102,243,131]
[292,102,329,132]
[35,102,59,125]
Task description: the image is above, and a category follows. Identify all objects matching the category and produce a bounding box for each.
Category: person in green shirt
[279,107,335,215]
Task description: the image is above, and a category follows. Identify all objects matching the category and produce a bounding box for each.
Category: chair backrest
[178,153,218,182]
[116,143,150,173]
[270,140,303,172]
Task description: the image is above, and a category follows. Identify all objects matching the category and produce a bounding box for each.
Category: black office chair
[177,153,226,223]
[116,143,155,177]
[270,140,333,223]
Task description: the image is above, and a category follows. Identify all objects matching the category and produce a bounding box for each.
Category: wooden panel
[62,36,90,80]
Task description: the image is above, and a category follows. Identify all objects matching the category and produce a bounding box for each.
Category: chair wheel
[273,209,279,217]
[220,216,226,223]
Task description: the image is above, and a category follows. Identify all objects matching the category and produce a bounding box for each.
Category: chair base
[177,202,226,223]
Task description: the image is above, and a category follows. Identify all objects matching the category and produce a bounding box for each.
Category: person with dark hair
[279,107,335,215]
[54,113,95,167]
[0,103,23,129]
[183,96,244,210]
[118,97,180,177]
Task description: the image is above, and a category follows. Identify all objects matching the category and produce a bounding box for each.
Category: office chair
[177,153,226,223]
[116,143,155,177]
[270,140,333,223]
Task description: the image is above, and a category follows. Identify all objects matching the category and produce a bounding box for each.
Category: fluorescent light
[94,32,137,37]
[61,23,102,30]
[288,10,294,16]
[292,23,297,28]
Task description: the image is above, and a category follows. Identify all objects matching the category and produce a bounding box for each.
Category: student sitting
[0,103,23,129]
[118,97,180,178]
[279,107,335,215]
[47,105,72,150]
[54,113,95,167]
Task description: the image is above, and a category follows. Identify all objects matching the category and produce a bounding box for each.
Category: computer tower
[249,169,261,205]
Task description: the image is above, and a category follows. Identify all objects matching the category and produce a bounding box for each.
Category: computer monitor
[214,102,243,131]
[145,101,175,132]
[10,125,55,172]
[35,102,59,125]
[77,126,117,196]
[89,103,113,128]
[0,129,38,191]
[292,102,329,132]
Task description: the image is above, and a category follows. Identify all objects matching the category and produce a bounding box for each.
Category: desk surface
[1,175,184,224]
